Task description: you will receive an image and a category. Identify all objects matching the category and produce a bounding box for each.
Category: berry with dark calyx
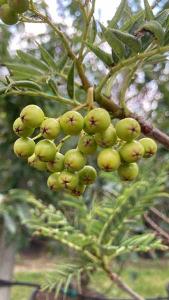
[13,117,34,137]
[64,149,86,172]
[94,124,117,148]
[8,0,29,13]
[139,138,157,158]
[0,4,18,24]
[47,152,64,173]
[58,171,79,190]
[118,163,139,181]
[78,132,97,155]
[115,118,141,142]
[97,148,121,172]
[14,137,35,158]
[84,108,111,134]
[119,141,144,163]
[79,165,97,185]
[20,105,44,128]
[47,172,61,192]
[40,118,60,140]
[60,111,84,135]
[28,153,47,171]
[70,184,86,197]
[35,139,56,162]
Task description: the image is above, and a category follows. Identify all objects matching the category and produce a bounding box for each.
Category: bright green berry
[115,118,141,142]
[79,165,97,185]
[139,138,157,158]
[119,141,144,163]
[13,117,34,137]
[35,139,56,162]
[0,4,18,24]
[94,124,117,148]
[40,118,60,140]
[118,163,139,181]
[47,172,61,192]
[70,184,86,197]
[8,0,29,13]
[20,105,44,128]
[60,111,84,135]
[64,149,86,172]
[28,153,47,171]
[97,148,121,171]
[47,152,64,173]
[78,132,97,155]
[84,108,111,134]
[14,137,35,158]
[58,171,79,190]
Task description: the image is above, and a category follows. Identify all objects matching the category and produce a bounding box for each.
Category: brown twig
[150,208,169,224]
[144,213,169,243]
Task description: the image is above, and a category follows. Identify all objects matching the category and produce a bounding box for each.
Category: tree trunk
[0,227,16,300]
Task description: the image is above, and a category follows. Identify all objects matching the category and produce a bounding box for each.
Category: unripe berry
[78,132,97,155]
[0,4,18,24]
[70,184,86,197]
[28,153,47,171]
[118,163,139,181]
[35,139,56,162]
[79,165,97,185]
[97,148,121,172]
[60,111,84,135]
[13,117,34,137]
[8,0,29,13]
[139,138,157,158]
[20,105,44,128]
[64,149,86,172]
[47,172,61,192]
[94,124,117,148]
[14,137,35,158]
[58,171,79,190]
[47,152,64,173]
[115,118,141,141]
[40,118,60,140]
[84,108,111,134]
[119,141,144,163]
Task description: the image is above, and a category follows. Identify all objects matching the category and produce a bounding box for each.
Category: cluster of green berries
[0,0,29,25]
[13,104,157,197]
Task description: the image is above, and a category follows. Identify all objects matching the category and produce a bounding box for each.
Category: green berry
[58,171,79,190]
[47,152,64,173]
[47,172,61,192]
[79,165,97,185]
[78,132,97,155]
[118,163,139,181]
[84,108,111,134]
[13,117,34,137]
[35,139,56,162]
[40,118,60,140]
[14,137,35,158]
[20,105,44,128]
[28,153,47,171]
[0,4,18,24]
[60,111,84,135]
[8,0,29,13]
[139,138,157,158]
[119,141,144,163]
[97,148,121,172]
[115,118,141,142]
[64,149,86,172]
[94,124,117,148]
[70,184,86,197]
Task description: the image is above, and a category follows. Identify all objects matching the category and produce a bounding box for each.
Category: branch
[144,213,169,244]
[150,208,169,224]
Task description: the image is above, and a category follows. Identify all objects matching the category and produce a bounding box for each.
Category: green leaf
[10,80,42,91]
[108,0,126,28]
[37,43,58,71]
[144,0,154,21]
[155,9,169,26]
[17,50,49,72]
[104,28,125,59]
[67,62,75,99]
[56,54,68,72]
[121,11,144,31]
[112,29,142,53]
[4,213,16,234]
[89,18,97,43]
[86,42,114,66]
[47,78,58,95]
[5,63,44,76]
[138,20,165,45]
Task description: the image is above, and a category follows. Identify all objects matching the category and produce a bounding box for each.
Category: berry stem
[32,133,42,141]
[87,86,95,110]
[56,135,71,152]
